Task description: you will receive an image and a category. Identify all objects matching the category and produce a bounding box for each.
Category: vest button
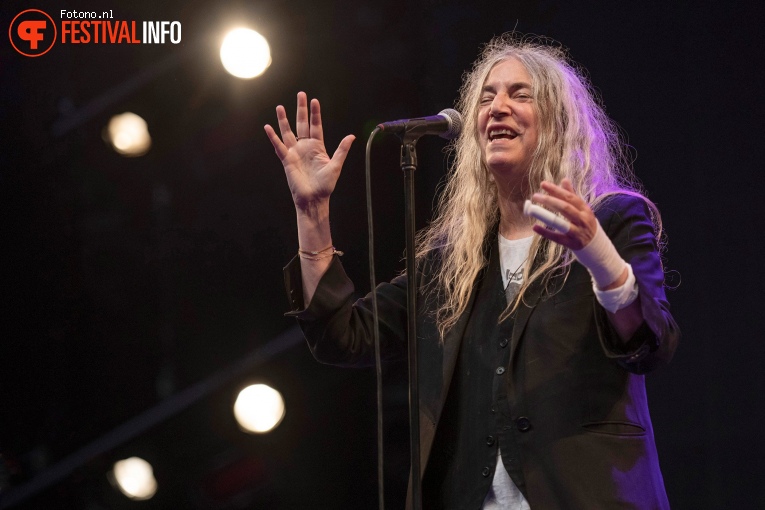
[499,338,509,348]
[495,366,505,375]
[486,435,495,446]
[516,416,531,432]
[482,466,491,477]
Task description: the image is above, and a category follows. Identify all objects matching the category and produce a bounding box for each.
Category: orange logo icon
[9,9,57,57]
[18,21,46,49]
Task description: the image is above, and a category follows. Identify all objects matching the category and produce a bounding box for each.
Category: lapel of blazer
[431,230,497,420]
[439,284,476,403]
[509,256,545,362]
[416,254,484,478]
[437,233,496,415]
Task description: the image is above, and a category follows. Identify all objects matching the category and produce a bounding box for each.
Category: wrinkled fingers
[276,104,298,144]
[295,92,310,140]
[309,98,324,142]
[263,124,289,160]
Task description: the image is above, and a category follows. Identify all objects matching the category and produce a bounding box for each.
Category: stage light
[233,384,285,433]
[105,112,151,157]
[220,28,271,79]
[109,457,157,500]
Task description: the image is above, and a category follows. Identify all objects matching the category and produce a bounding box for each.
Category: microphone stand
[399,136,422,510]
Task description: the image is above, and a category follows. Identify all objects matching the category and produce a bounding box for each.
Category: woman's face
[477,58,539,183]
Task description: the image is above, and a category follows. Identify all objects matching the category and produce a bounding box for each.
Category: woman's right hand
[264,91,355,213]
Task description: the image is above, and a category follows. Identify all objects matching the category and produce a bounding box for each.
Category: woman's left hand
[530,178,599,251]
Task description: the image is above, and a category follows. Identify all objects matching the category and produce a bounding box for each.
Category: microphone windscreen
[438,109,463,140]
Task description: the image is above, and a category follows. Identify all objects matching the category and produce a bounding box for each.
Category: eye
[479,96,493,106]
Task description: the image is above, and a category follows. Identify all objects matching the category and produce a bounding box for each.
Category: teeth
[489,128,517,141]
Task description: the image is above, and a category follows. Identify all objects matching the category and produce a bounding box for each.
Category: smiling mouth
[488,128,518,141]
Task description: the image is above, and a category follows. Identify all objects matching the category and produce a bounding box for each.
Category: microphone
[377,108,462,140]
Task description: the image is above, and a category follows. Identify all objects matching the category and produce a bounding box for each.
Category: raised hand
[529,178,599,251]
[264,91,355,212]
[531,178,631,292]
[264,92,355,304]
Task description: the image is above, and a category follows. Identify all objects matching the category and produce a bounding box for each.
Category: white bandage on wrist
[572,221,627,289]
[593,263,639,313]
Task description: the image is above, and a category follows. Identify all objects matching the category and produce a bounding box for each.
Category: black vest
[422,240,527,509]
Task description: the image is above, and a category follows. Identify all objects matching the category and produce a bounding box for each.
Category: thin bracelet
[298,244,334,256]
[298,246,344,260]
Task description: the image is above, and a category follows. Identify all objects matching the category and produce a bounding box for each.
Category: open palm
[264,92,355,212]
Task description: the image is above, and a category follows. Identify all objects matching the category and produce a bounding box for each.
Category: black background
[1,0,764,508]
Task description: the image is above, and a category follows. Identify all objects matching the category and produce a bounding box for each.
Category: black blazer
[285,193,680,509]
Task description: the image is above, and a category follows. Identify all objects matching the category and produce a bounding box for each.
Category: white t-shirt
[498,234,534,303]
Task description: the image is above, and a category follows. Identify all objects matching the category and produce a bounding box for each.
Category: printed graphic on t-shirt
[505,268,523,303]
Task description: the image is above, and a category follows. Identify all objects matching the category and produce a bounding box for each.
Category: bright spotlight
[106,112,151,157]
[233,384,285,433]
[109,457,158,500]
[220,28,271,79]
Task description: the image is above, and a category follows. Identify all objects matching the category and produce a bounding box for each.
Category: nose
[489,93,511,118]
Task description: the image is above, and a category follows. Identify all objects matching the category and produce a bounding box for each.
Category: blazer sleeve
[283,254,409,367]
[592,193,680,374]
